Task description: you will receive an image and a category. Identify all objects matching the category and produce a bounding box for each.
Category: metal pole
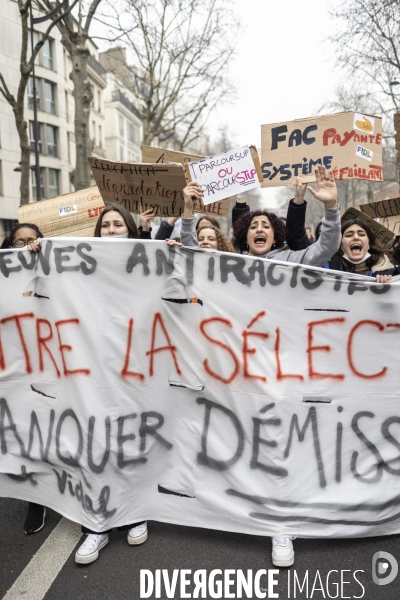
[30,5,41,200]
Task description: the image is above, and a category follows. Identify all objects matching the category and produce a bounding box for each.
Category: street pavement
[1,497,399,600]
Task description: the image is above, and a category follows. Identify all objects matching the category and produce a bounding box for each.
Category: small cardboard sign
[261,111,383,187]
[18,187,105,237]
[187,145,261,205]
[359,197,400,219]
[359,197,400,236]
[88,157,187,217]
[141,146,230,217]
[341,207,394,245]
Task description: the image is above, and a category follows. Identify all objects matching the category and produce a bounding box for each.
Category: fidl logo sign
[59,205,78,216]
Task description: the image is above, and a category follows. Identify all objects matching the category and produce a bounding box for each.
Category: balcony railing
[111,89,142,121]
[88,55,107,81]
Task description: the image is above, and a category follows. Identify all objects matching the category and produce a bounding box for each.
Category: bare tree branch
[99,0,237,149]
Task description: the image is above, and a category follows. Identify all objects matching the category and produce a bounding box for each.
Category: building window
[98,124,102,147]
[92,120,96,145]
[42,38,53,70]
[65,90,69,121]
[119,114,124,137]
[28,78,57,114]
[31,30,40,64]
[27,77,41,110]
[29,121,43,154]
[128,121,140,145]
[29,122,57,157]
[44,81,56,114]
[31,168,60,200]
[31,168,45,200]
[0,161,3,196]
[46,125,57,157]
[67,132,71,163]
[3,219,18,236]
[48,169,59,197]
[97,90,101,112]
[120,145,124,161]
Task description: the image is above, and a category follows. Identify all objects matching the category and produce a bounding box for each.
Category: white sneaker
[272,536,295,567]
[75,533,109,564]
[127,521,148,545]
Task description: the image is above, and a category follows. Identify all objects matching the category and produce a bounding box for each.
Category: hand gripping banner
[0,239,400,538]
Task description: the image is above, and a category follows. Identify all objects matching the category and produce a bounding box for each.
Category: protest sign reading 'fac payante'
[261,112,383,187]
[1,239,400,538]
[88,157,187,217]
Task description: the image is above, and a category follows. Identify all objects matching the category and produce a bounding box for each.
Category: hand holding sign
[27,238,42,253]
[307,166,337,208]
[183,182,204,218]
[139,204,157,232]
[293,177,308,205]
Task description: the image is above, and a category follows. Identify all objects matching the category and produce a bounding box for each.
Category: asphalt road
[1,497,399,600]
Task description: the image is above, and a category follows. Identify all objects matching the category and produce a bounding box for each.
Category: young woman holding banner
[285,191,398,281]
[74,202,155,564]
[2,223,49,535]
[18,205,154,558]
[171,165,341,568]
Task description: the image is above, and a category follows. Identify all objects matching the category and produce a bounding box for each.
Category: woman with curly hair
[196,225,235,252]
[178,166,342,568]
[166,197,235,252]
[179,166,341,276]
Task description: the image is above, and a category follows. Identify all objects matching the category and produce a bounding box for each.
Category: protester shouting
[174,166,340,568]
[284,187,399,282]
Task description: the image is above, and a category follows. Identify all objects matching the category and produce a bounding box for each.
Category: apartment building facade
[0,1,143,242]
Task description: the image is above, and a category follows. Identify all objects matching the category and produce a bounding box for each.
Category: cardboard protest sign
[342,207,394,245]
[141,145,230,217]
[88,157,187,217]
[359,197,400,236]
[261,112,383,187]
[188,145,261,205]
[1,239,400,539]
[18,187,105,237]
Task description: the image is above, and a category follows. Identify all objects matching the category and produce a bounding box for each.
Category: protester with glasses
[1,223,43,252]
[1,223,50,534]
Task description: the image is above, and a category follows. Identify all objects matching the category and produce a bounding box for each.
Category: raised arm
[282,166,340,267]
[155,216,178,240]
[180,182,203,247]
[285,178,312,250]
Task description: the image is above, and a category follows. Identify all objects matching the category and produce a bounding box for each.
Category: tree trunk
[69,44,92,190]
[16,108,31,205]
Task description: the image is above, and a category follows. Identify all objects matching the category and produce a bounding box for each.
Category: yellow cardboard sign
[18,187,105,237]
[261,112,382,187]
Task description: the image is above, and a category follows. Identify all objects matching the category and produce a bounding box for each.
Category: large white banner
[1,239,400,538]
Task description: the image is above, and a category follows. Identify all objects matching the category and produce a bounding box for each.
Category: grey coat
[180,206,341,267]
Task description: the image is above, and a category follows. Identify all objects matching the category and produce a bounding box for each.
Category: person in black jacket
[284,184,399,282]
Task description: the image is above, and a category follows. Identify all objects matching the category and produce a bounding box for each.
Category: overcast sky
[207,0,344,206]
[95,0,346,207]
